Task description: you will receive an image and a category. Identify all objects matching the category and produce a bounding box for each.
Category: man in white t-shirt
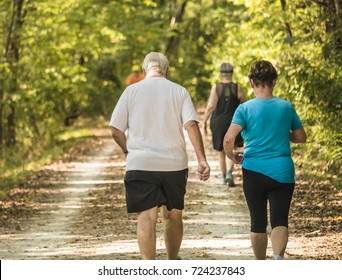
[109,52,210,260]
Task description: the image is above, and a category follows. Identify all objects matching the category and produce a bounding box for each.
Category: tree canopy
[1,0,341,180]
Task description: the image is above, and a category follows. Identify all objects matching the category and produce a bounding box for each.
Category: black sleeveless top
[210,82,240,128]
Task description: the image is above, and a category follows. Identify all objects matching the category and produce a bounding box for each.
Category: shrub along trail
[0,127,340,260]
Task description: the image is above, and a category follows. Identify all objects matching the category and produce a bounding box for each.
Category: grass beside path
[0,128,104,194]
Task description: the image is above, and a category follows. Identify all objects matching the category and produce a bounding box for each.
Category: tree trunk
[333,0,342,51]
[314,0,342,54]
[6,104,15,146]
[4,0,25,147]
[0,83,3,147]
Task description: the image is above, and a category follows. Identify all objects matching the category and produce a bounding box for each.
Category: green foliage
[274,0,342,177]
[0,0,340,182]
[0,127,94,192]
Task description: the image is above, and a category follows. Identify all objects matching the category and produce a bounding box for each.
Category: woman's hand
[232,151,244,164]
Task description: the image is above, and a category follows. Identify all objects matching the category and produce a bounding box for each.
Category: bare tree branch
[280,0,293,39]
[4,1,16,56]
[165,1,187,55]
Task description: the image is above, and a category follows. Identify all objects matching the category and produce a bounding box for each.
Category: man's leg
[250,232,268,260]
[271,226,288,259]
[161,206,183,260]
[136,206,159,260]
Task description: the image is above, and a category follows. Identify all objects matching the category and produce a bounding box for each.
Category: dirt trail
[0,134,115,259]
[0,128,258,260]
[0,128,339,260]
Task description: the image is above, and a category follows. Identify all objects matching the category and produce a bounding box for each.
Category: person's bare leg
[227,145,241,174]
[161,206,183,260]
[271,226,288,259]
[136,207,159,260]
[218,151,227,183]
[251,232,268,260]
[225,153,235,186]
[227,156,234,173]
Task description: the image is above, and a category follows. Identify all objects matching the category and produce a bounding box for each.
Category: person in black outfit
[203,63,247,186]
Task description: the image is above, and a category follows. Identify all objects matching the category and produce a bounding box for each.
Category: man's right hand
[198,160,210,181]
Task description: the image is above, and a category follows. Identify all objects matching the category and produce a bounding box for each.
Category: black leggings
[242,168,295,233]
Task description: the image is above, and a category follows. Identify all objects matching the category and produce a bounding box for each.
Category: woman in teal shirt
[224,60,307,260]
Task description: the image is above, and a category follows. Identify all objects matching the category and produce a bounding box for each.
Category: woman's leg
[270,226,288,258]
[242,169,268,259]
[268,183,295,259]
[250,232,268,260]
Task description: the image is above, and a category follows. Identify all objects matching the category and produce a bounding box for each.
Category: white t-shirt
[109,77,198,171]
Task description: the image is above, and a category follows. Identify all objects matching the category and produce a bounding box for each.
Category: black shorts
[124,169,188,213]
[211,124,243,151]
[242,168,295,233]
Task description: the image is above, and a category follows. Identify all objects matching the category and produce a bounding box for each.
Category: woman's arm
[223,123,244,164]
[290,126,307,143]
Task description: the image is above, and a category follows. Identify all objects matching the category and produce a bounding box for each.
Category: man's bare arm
[184,120,210,181]
[110,126,128,154]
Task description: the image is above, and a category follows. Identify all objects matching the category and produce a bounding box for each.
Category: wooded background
[0,0,341,184]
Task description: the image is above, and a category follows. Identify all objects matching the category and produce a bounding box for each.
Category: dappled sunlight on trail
[0,128,257,260]
[1,126,340,260]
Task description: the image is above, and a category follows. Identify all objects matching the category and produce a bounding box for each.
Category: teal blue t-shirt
[232,98,303,183]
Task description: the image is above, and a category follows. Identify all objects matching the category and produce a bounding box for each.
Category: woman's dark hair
[248,60,278,87]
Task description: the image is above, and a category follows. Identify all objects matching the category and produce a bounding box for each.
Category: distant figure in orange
[125,65,144,86]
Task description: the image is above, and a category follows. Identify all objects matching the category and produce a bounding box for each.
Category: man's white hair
[142,52,169,76]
